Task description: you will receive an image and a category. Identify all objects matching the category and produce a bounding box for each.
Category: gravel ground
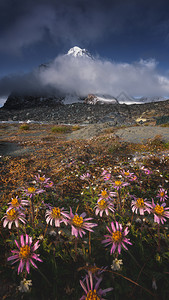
[67,124,169,143]
[113,125,169,143]
[1,123,169,158]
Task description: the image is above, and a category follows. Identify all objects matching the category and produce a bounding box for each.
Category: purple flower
[121,170,134,178]
[131,197,152,215]
[7,234,42,274]
[102,221,132,254]
[35,174,51,185]
[23,187,44,198]
[95,199,115,217]
[7,196,29,211]
[157,188,168,202]
[80,173,91,180]
[44,181,54,188]
[45,207,69,227]
[141,166,152,175]
[150,199,169,224]
[69,208,97,238]
[112,180,129,190]
[101,171,111,181]
[2,208,26,229]
[98,189,117,201]
[121,170,137,182]
[80,271,113,300]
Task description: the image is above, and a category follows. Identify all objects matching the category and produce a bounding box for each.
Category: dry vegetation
[0,123,169,300]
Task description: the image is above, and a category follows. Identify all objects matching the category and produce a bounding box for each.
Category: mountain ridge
[2,46,169,109]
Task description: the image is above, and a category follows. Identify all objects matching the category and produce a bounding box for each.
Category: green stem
[30,196,35,228]
[75,237,78,260]
[37,268,52,287]
[157,223,160,252]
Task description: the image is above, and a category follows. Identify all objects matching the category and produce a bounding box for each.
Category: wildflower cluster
[1,150,169,299]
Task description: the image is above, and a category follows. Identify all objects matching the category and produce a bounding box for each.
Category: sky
[1,0,169,105]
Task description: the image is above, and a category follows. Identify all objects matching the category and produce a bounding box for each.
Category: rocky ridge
[0,100,169,127]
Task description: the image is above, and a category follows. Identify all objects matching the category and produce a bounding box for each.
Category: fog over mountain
[0,46,169,105]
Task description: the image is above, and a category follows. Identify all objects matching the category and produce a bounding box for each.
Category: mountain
[116,92,135,104]
[66,46,93,59]
[3,93,65,109]
[137,96,169,103]
[85,94,118,104]
[2,46,169,109]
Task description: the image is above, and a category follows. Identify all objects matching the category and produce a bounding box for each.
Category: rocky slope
[0,100,169,126]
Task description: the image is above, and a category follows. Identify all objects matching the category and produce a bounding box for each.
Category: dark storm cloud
[0,0,114,53]
[1,0,169,100]
[1,0,169,54]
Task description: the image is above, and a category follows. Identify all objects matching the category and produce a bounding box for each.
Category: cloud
[1,0,169,54]
[0,5,56,54]
[0,0,116,54]
[0,53,169,98]
[39,54,169,97]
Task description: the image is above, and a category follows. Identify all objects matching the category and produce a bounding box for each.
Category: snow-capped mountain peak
[67,46,93,59]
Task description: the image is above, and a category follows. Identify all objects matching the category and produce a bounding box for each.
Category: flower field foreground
[0,128,169,299]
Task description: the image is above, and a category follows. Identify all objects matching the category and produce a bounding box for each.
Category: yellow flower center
[160,192,165,197]
[101,190,108,198]
[112,230,122,243]
[39,177,45,181]
[7,208,17,220]
[19,245,31,259]
[72,215,83,227]
[11,198,19,207]
[136,198,145,208]
[115,180,122,186]
[124,172,130,176]
[28,187,36,193]
[52,207,61,218]
[86,289,100,300]
[154,205,164,216]
[87,266,99,274]
[98,199,107,209]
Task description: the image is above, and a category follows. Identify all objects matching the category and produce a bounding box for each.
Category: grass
[161,123,169,127]
[0,124,169,300]
[51,125,71,133]
[19,123,30,130]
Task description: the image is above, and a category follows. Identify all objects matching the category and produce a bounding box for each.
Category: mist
[39,55,169,97]
[0,53,169,102]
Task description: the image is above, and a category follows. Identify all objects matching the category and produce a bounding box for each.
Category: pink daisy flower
[141,166,152,175]
[95,198,115,217]
[157,188,168,202]
[102,221,132,254]
[80,271,113,300]
[102,172,111,181]
[23,186,44,198]
[121,170,134,179]
[130,175,138,182]
[44,181,54,188]
[98,189,117,201]
[150,199,169,224]
[7,234,42,274]
[131,197,152,215]
[45,207,69,227]
[2,208,26,229]
[112,180,129,190]
[69,208,97,238]
[35,174,51,185]
[7,196,29,211]
[80,173,91,180]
